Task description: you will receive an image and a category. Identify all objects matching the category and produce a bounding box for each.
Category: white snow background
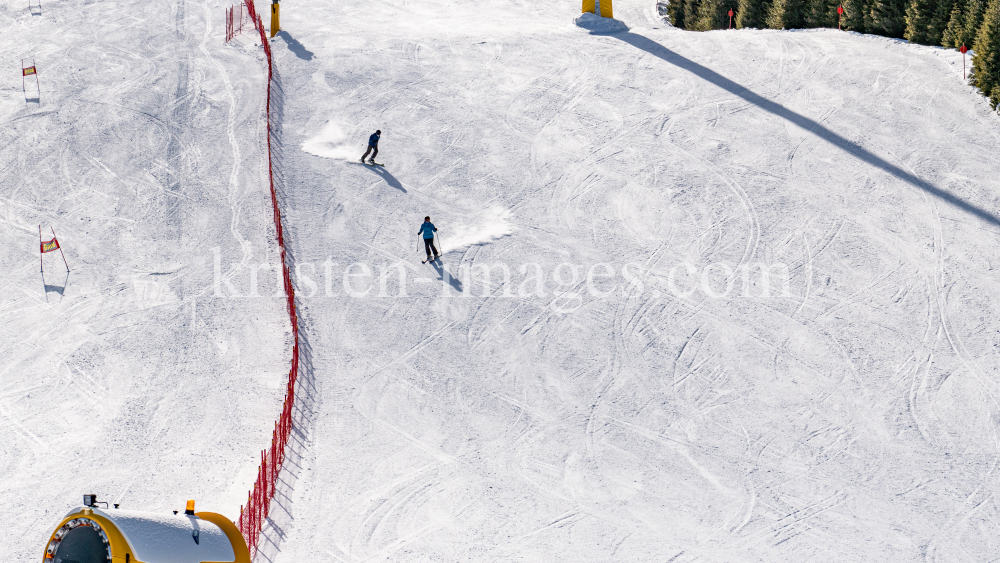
[4,0,1000,560]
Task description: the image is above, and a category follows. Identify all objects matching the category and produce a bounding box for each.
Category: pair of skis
[362,160,383,166]
[421,255,441,264]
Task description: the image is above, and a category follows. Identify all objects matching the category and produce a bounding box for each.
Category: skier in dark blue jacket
[418,216,439,261]
[361,130,381,163]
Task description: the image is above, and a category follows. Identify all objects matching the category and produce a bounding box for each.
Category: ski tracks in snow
[249,2,1000,560]
[196,0,255,291]
[1,1,287,558]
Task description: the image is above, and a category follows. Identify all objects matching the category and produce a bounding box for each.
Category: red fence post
[271,430,276,480]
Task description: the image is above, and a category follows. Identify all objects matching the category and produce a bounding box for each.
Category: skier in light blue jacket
[418,216,439,262]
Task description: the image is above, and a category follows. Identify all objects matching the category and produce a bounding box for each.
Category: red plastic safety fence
[225,2,249,43]
[234,1,296,559]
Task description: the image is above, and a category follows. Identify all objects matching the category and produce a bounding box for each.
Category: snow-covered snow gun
[42,495,251,563]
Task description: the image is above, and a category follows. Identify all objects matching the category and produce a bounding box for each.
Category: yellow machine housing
[600,0,613,18]
[42,505,250,563]
[582,0,613,17]
[270,1,280,37]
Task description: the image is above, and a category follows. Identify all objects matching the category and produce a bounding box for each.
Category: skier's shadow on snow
[430,260,463,292]
[351,162,406,192]
[276,31,314,61]
[614,32,1000,230]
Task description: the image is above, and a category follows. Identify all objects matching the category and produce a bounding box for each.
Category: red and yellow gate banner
[39,226,69,272]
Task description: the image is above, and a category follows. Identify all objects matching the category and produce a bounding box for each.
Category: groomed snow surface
[0,0,287,559]
[4,0,1000,560]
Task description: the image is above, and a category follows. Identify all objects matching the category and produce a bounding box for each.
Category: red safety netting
[234,2,290,559]
[225,2,249,43]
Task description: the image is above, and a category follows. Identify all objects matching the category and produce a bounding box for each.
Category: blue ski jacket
[418,221,437,239]
[368,132,380,147]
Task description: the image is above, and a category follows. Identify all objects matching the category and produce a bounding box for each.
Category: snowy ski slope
[4,0,1000,560]
[0,0,288,559]
[271,0,1000,560]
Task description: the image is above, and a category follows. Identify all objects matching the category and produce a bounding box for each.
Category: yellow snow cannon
[41,495,250,563]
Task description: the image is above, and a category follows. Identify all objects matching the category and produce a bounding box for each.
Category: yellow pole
[599,0,613,18]
[270,1,280,37]
[582,0,595,14]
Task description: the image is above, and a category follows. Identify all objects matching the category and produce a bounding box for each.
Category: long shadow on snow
[430,259,463,292]
[275,31,314,61]
[612,31,1000,230]
[349,162,407,192]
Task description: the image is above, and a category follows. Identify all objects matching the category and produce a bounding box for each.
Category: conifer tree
[807,0,839,27]
[905,0,936,43]
[685,0,705,29]
[693,0,715,29]
[972,0,1000,108]
[962,0,988,44]
[942,0,968,46]
[692,0,733,29]
[870,0,908,37]
[931,0,957,40]
[667,0,687,28]
[842,0,873,31]
[943,0,987,46]
[767,0,809,28]
[737,0,771,27]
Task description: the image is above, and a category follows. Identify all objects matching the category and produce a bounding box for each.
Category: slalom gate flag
[41,238,59,253]
[23,66,37,76]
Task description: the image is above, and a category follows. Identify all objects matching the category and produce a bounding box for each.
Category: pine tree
[692,0,733,29]
[767,0,809,28]
[870,0,908,37]
[931,0,957,41]
[667,0,687,28]
[842,0,873,31]
[685,0,705,28]
[905,0,936,43]
[972,0,1000,108]
[807,0,840,27]
[942,0,968,46]
[962,0,988,44]
[737,0,772,27]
